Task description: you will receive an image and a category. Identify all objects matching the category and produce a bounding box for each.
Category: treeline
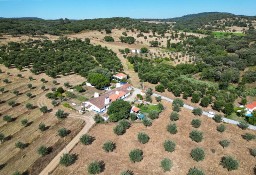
[0,37,122,78]
[0,17,170,36]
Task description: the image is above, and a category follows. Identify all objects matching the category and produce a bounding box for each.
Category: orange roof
[246,102,256,110]
[109,94,119,102]
[132,106,140,113]
[114,73,127,78]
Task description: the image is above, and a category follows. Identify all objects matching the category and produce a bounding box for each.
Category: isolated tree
[250,148,256,157]
[3,115,13,122]
[29,76,33,81]
[102,141,116,152]
[0,133,5,143]
[170,111,179,121]
[187,167,205,175]
[39,123,47,131]
[58,128,70,138]
[190,148,205,162]
[38,145,50,156]
[137,133,150,144]
[238,121,249,130]
[15,141,27,149]
[27,83,33,89]
[191,119,201,128]
[13,90,19,96]
[220,156,239,171]
[55,109,66,119]
[213,114,222,123]
[167,123,177,134]
[172,98,184,107]
[164,140,176,152]
[8,100,16,107]
[26,103,33,110]
[217,124,226,133]
[189,130,203,142]
[88,161,104,174]
[242,133,256,141]
[219,140,230,148]
[161,158,172,172]
[26,92,33,98]
[148,111,159,120]
[129,149,143,163]
[80,134,94,145]
[155,96,161,102]
[192,108,203,116]
[21,119,29,127]
[113,124,126,135]
[40,106,48,113]
[59,153,77,167]
[142,118,152,127]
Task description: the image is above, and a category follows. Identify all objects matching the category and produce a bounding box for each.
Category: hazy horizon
[0,0,255,20]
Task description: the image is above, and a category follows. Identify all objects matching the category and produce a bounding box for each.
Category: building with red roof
[113,73,127,80]
[246,102,256,112]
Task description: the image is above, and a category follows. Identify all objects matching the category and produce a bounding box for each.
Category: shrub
[58,128,70,138]
[27,83,33,89]
[129,149,143,163]
[137,133,150,144]
[15,141,27,149]
[167,123,177,134]
[102,141,116,152]
[59,153,77,167]
[161,158,172,172]
[113,124,126,135]
[213,114,222,123]
[94,114,104,123]
[217,124,226,133]
[55,109,67,119]
[242,133,256,141]
[21,119,29,127]
[192,108,203,116]
[80,134,94,145]
[187,167,205,175]
[37,145,50,156]
[120,170,134,175]
[190,148,205,162]
[130,113,137,121]
[170,112,179,121]
[3,115,13,122]
[142,118,152,127]
[219,140,230,148]
[0,133,5,143]
[148,111,159,120]
[173,98,184,107]
[13,90,19,96]
[119,120,131,129]
[26,103,33,109]
[155,84,165,92]
[189,130,203,142]
[39,123,47,131]
[26,92,33,98]
[8,100,16,107]
[88,161,104,174]
[238,121,249,130]
[220,156,239,171]
[155,96,161,102]
[172,104,181,112]
[163,140,176,152]
[52,100,59,106]
[12,171,22,175]
[191,119,201,128]
[249,148,256,157]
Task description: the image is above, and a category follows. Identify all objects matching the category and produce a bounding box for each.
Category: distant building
[245,101,256,117]
[113,73,127,80]
[131,49,141,54]
[131,106,140,114]
[82,84,132,113]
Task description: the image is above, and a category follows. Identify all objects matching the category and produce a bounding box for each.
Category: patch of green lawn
[212,31,245,38]
[140,104,161,113]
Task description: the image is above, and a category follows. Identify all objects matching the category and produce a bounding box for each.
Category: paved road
[150,91,256,130]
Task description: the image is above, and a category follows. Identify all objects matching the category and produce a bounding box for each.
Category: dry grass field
[52,100,256,175]
[0,65,86,175]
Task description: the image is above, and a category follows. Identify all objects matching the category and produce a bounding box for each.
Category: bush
[55,109,67,119]
[142,118,152,127]
[217,124,226,133]
[172,104,181,112]
[120,170,134,175]
[238,121,249,130]
[102,141,116,152]
[172,98,184,107]
[220,156,239,171]
[0,133,5,143]
[249,148,256,157]
[167,123,177,134]
[119,120,131,129]
[39,123,47,131]
[37,145,50,156]
[8,100,16,107]
[104,36,114,42]
[191,119,201,128]
[88,161,104,174]
[219,140,230,148]
[3,115,13,122]
[130,113,137,121]
[161,158,172,172]
[129,149,143,163]
[94,114,104,123]
[190,148,205,162]
[59,153,77,167]
[80,134,94,145]
[155,84,165,92]
[213,114,222,123]
[15,141,28,149]
[26,103,33,109]
[192,108,203,116]
[170,112,179,121]
[113,124,126,135]
[187,167,205,175]
[148,111,159,120]
[58,128,70,138]
[137,133,150,144]
[242,133,256,141]
[163,140,176,152]
[21,119,29,127]
[40,106,48,113]
[155,96,161,102]
[189,130,203,142]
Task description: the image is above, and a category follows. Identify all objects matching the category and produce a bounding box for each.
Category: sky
[0,0,255,19]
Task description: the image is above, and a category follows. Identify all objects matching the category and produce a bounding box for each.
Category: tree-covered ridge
[0,38,122,78]
[0,17,170,36]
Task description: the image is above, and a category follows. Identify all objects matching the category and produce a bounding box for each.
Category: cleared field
[53,101,256,175]
[213,31,245,38]
[0,66,86,175]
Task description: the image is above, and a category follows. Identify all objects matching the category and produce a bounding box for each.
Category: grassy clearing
[213,31,245,38]
[139,104,161,113]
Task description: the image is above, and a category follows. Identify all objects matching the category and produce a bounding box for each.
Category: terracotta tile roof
[114,73,127,79]
[131,106,140,113]
[246,102,256,110]
[109,94,119,102]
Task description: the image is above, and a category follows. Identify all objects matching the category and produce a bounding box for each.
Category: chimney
[115,91,119,95]
[116,83,121,88]
[105,97,110,105]
[94,92,99,98]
